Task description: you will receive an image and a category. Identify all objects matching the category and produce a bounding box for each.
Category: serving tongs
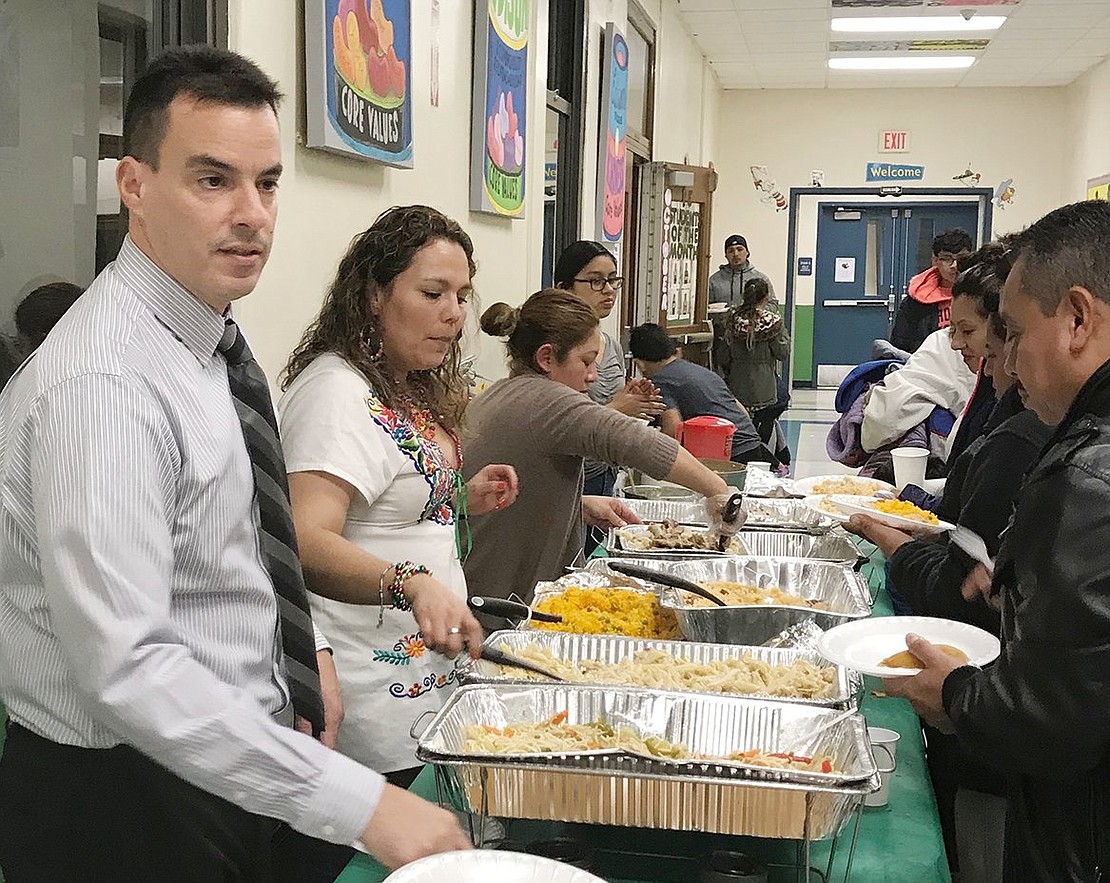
[477,643,565,682]
[468,595,562,624]
[717,492,747,551]
[605,560,729,607]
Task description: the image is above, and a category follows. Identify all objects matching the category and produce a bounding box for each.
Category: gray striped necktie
[218,319,325,734]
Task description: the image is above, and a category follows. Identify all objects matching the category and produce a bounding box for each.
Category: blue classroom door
[812,202,980,383]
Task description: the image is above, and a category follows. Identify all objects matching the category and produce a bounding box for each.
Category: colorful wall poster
[305,0,413,168]
[597,22,628,244]
[471,0,528,217]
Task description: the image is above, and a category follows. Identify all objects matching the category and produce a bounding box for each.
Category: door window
[0,1,226,341]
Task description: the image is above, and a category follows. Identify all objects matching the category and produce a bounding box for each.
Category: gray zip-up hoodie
[708,263,777,310]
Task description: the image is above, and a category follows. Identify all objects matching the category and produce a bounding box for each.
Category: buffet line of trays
[414,506,883,840]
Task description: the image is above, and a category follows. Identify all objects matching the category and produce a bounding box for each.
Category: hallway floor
[780,388,854,480]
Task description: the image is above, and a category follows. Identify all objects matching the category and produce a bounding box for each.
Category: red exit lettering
[881,131,909,152]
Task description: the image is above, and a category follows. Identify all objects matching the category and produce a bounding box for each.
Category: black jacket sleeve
[889,298,936,353]
[943,463,1110,779]
[888,414,1048,632]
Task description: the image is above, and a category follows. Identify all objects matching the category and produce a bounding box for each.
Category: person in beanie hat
[708,234,777,310]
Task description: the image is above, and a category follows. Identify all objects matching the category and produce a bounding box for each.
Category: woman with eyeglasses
[554,241,665,500]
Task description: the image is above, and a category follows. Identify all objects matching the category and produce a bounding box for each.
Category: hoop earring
[361,328,384,363]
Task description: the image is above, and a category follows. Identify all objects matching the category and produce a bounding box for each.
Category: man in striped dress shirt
[0,47,469,881]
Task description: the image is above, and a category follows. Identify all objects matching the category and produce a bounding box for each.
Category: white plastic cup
[747,461,772,473]
[865,727,900,807]
[891,447,928,491]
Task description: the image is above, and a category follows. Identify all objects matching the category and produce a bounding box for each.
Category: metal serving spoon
[605,561,729,607]
[478,643,565,682]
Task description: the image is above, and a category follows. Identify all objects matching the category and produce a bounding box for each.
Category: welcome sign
[305,0,414,167]
[867,162,924,182]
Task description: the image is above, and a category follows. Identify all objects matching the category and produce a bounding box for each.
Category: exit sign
[879,131,910,153]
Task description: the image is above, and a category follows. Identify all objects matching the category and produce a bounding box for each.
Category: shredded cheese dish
[683,580,830,611]
[870,499,940,525]
[619,520,744,554]
[497,643,838,699]
[811,477,884,495]
[463,713,837,773]
[532,587,681,638]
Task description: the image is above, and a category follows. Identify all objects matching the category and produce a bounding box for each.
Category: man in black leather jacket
[885,200,1110,883]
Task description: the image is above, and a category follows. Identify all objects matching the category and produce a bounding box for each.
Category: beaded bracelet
[390,561,432,611]
[377,568,390,628]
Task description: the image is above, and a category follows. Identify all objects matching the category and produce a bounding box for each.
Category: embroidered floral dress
[277,353,464,773]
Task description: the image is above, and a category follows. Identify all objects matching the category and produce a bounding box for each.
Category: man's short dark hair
[1009,200,1110,316]
[629,323,678,362]
[123,45,283,168]
[933,229,974,256]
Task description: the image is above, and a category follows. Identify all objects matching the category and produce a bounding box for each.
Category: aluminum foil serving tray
[585,557,871,646]
[459,629,854,708]
[415,683,876,840]
[606,526,858,562]
[619,498,836,534]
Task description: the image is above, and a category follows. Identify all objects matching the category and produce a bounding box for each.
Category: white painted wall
[710,87,1073,302]
[1068,54,1110,200]
[227,0,720,386]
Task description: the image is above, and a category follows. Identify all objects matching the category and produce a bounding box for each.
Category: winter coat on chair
[714,306,790,411]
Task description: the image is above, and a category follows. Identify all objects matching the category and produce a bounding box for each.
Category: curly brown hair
[281,205,476,428]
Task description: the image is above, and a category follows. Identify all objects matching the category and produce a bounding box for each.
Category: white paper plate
[818,616,1000,678]
[802,494,855,524]
[791,475,896,497]
[830,495,954,536]
[707,301,729,314]
[386,850,606,883]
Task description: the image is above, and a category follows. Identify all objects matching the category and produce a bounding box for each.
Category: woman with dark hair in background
[278,206,518,791]
[463,289,740,629]
[553,240,664,499]
[715,277,791,461]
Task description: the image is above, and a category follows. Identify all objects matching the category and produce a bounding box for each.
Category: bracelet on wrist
[390,560,432,611]
[377,568,389,628]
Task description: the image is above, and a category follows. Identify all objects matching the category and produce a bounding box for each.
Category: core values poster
[597,22,629,244]
[306,0,413,168]
[471,0,528,217]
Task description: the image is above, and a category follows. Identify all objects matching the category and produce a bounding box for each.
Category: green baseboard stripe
[792,304,814,382]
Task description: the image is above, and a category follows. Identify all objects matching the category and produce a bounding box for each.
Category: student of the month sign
[471,0,528,217]
[305,0,413,168]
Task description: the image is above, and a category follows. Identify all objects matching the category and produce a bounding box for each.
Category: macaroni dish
[497,643,838,700]
[685,580,830,611]
[464,713,837,773]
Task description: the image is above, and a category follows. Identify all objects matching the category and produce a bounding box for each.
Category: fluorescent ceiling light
[829,56,977,71]
[831,16,1007,34]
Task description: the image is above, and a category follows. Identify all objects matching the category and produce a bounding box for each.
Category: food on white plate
[811,477,887,496]
[879,644,969,670]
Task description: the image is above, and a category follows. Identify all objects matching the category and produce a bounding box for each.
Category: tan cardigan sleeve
[519,376,680,480]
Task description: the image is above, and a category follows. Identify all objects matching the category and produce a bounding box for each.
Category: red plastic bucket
[678,415,735,460]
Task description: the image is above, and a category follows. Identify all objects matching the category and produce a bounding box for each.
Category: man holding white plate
[881,201,1110,883]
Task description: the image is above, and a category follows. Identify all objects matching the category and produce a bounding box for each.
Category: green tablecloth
[336,549,952,883]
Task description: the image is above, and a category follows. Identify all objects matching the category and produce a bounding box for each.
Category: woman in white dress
[278,206,518,788]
